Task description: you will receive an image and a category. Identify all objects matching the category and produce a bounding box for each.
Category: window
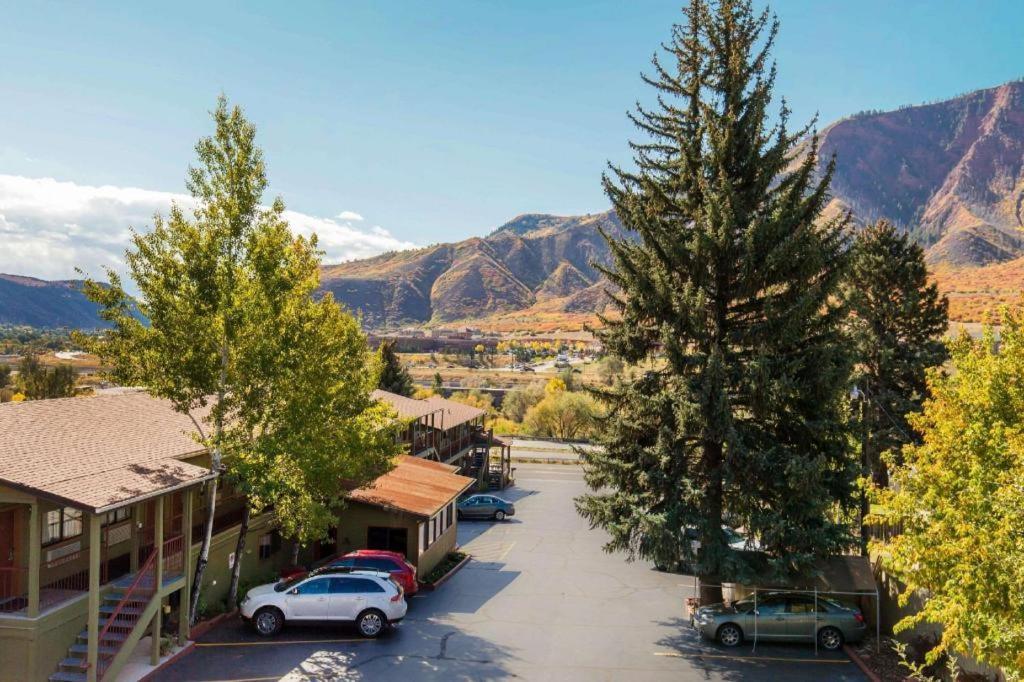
[258,533,273,560]
[421,522,429,552]
[104,507,131,526]
[446,503,454,529]
[43,507,84,545]
[788,597,828,614]
[297,578,331,595]
[331,577,384,594]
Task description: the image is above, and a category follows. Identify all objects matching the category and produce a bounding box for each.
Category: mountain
[319,211,625,327]
[817,80,1024,266]
[0,274,112,329]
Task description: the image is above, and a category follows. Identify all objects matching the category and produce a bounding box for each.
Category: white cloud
[336,210,364,222]
[0,175,415,286]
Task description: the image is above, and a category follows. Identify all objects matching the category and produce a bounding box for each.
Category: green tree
[523,390,600,441]
[17,355,76,399]
[594,355,625,386]
[502,382,545,422]
[576,0,855,603]
[0,363,11,388]
[846,220,948,487]
[432,372,444,394]
[80,96,396,618]
[872,316,1024,678]
[377,340,414,397]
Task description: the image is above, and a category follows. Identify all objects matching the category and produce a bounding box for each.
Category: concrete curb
[419,554,472,591]
[188,609,237,640]
[137,641,196,682]
[844,644,883,682]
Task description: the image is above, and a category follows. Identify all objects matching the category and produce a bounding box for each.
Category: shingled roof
[348,455,474,518]
[372,389,486,429]
[0,391,216,513]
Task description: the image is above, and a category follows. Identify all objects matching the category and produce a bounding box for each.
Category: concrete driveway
[149,464,866,681]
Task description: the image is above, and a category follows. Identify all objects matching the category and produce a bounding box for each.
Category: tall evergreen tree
[846,220,948,487]
[576,0,856,603]
[378,339,415,396]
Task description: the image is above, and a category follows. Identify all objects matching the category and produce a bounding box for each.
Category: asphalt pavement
[148,464,866,681]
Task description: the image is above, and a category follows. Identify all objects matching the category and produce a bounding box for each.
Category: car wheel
[253,607,284,637]
[494,510,506,521]
[716,623,743,647]
[357,609,387,638]
[818,626,844,651]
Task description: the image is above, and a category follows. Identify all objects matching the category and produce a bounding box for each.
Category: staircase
[49,549,160,682]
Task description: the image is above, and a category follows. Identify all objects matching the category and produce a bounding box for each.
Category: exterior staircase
[49,548,161,682]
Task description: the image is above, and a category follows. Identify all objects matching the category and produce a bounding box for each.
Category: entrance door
[0,509,20,603]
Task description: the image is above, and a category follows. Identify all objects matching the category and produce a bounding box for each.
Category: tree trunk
[189,341,228,624]
[290,540,301,567]
[189,477,217,624]
[699,440,725,605]
[226,503,251,609]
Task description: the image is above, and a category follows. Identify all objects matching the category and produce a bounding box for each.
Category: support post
[814,588,819,656]
[27,502,40,618]
[130,503,140,572]
[752,589,758,654]
[86,512,102,682]
[151,496,164,665]
[179,488,193,644]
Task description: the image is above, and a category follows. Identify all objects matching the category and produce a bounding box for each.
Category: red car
[326,549,419,596]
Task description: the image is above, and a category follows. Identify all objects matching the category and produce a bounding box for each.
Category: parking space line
[498,541,516,561]
[654,651,851,664]
[194,638,364,647]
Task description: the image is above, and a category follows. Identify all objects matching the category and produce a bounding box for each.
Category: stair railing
[82,546,158,679]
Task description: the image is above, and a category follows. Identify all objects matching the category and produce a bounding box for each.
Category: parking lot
[150,464,866,681]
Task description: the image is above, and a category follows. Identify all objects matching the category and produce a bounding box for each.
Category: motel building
[0,390,478,682]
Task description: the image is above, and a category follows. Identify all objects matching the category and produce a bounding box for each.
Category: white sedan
[240,567,407,638]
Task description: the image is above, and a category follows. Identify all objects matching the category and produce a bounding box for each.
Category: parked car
[240,567,407,638]
[324,549,419,596]
[457,494,515,520]
[693,593,866,650]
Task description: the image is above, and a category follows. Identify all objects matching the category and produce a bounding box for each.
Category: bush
[422,551,468,584]
[501,383,545,421]
[522,390,601,441]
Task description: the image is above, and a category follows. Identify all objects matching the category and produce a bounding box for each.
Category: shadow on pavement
[151,614,519,682]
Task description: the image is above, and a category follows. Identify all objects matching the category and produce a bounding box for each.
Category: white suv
[240,567,407,638]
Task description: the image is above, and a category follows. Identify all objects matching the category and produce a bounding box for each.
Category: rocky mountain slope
[319,211,625,326]
[320,81,1024,328]
[818,80,1024,265]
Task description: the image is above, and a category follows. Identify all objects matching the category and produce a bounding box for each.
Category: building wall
[417,519,457,577]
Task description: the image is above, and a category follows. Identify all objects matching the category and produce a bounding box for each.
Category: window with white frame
[43,507,83,545]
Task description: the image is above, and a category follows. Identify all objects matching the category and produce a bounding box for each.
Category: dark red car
[326,549,418,595]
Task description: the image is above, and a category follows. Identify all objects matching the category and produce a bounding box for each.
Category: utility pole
[852,386,870,556]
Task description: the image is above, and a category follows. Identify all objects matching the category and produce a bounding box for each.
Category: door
[285,577,331,619]
[475,497,497,518]
[0,509,19,602]
[751,597,788,639]
[328,577,375,621]
[784,596,823,640]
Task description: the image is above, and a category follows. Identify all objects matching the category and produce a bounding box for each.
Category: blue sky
[1,1,1022,279]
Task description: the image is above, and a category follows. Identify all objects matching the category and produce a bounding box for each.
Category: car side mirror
[290,588,300,595]
[753,609,760,616]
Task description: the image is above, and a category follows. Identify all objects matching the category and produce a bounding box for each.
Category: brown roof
[423,395,486,428]
[371,389,437,420]
[348,455,474,518]
[0,392,216,512]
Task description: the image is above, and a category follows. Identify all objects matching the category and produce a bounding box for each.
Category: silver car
[693,593,866,650]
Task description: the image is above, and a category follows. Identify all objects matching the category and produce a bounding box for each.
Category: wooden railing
[87,548,158,679]
[161,535,185,578]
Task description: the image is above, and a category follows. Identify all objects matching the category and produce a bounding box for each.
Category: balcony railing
[162,535,185,578]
